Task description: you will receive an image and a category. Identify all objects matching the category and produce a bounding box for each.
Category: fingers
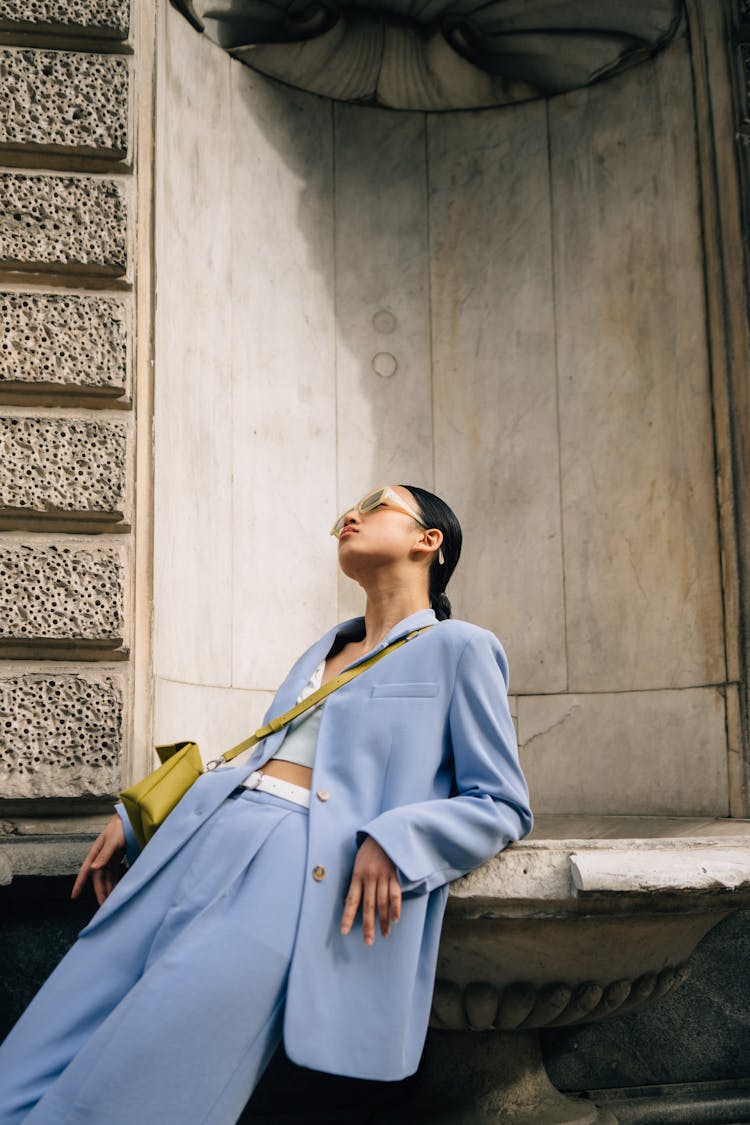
[71,816,126,903]
[340,876,362,936]
[70,834,104,900]
[362,875,377,945]
[377,876,390,938]
[340,837,403,944]
[389,873,402,926]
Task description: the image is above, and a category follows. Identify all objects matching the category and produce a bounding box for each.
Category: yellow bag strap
[214,626,432,768]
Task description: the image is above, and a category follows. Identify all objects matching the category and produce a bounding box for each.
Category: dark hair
[401,485,462,621]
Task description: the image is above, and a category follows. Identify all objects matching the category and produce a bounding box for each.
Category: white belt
[240,770,311,808]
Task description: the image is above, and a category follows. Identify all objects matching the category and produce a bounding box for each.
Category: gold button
[316,789,330,802]
[312,865,326,882]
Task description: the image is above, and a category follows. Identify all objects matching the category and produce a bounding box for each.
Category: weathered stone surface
[0,543,124,644]
[0,174,126,275]
[551,41,725,692]
[544,911,750,1089]
[333,104,431,623]
[0,0,128,37]
[570,849,750,895]
[0,49,128,158]
[154,6,234,688]
[430,100,565,694]
[518,687,728,817]
[230,65,338,691]
[155,677,274,764]
[0,673,122,797]
[0,416,127,517]
[192,0,683,110]
[0,292,127,394]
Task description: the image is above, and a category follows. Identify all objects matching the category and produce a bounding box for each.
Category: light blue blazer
[100,609,532,1081]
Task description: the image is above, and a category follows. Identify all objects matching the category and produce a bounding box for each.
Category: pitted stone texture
[0,0,128,37]
[0,417,126,516]
[0,673,122,797]
[0,292,127,393]
[0,543,124,643]
[0,50,128,157]
[0,174,126,275]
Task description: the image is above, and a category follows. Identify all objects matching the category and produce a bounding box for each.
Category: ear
[413,527,444,560]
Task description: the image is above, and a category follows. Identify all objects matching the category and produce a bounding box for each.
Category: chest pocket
[370,682,439,698]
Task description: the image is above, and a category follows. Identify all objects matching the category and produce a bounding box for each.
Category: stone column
[0,0,155,878]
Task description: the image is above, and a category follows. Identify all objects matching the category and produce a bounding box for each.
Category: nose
[342,509,359,528]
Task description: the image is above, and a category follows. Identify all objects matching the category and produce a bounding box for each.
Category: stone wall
[0,0,140,815]
[153,9,739,819]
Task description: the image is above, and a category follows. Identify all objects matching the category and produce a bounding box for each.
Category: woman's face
[335,486,425,579]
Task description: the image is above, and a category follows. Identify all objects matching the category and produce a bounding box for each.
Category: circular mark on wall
[373,309,397,334]
[372,352,398,378]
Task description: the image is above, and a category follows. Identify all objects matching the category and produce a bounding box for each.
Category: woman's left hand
[341,835,402,945]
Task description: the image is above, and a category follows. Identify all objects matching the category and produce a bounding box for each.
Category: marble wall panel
[0,0,128,37]
[0,416,127,518]
[152,7,233,686]
[230,68,338,688]
[333,104,433,621]
[518,687,729,817]
[0,173,127,276]
[550,39,725,692]
[0,671,122,798]
[154,677,274,766]
[0,292,127,396]
[0,49,128,158]
[0,543,124,647]
[429,102,565,693]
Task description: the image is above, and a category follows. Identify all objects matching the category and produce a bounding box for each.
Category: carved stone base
[375,1030,618,1125]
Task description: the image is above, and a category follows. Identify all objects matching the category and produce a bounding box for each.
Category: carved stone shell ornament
[172,0,684,110]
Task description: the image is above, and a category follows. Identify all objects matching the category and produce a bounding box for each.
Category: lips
[339,527,358,539]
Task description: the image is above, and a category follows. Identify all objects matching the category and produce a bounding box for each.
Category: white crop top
[270,659,326,770]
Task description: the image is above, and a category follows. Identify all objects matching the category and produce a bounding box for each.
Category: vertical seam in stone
[332,98,341,619]
[229,51,236,688]
[684,0,745,813]
[424,110,435,493]
[545,96,569,695]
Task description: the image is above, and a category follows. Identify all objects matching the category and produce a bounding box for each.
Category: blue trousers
[0,790,309,1125]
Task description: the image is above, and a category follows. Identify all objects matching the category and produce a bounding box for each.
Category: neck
[359,573,431,649]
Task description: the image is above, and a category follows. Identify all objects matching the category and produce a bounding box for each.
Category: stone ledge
[571,848,750,895]
[0,49,129,159]
[0,173,127,277]
[0,830,106,884]
[0,415,127,520]
[0,292,128,398]
[0,672,123,799]
[0,0,129,40]
[447,826,750,912]
[590,1078,750,1124]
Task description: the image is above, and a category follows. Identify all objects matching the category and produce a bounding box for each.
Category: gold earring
[438,548,445,565]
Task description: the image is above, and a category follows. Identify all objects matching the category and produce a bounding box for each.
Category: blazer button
[316,789,330,802]
[312,865,326,882]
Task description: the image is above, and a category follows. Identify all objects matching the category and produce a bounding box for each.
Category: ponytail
[400,485,462,621]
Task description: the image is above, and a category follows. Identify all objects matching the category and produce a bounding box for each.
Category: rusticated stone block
[0,174,126,276]
[0,417,126,517]
[0,0,128,38]
[0,50,128,158]
[0,673,122,797]
[0,292,127,394]
[0,543,124,645]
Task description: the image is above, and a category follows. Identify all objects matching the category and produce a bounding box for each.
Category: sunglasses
[330,486,426,539]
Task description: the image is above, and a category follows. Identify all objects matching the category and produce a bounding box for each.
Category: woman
[0,485,532,1124]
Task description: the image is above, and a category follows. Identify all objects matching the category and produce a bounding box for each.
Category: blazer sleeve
[115,801,142,866]
[358,629,532,895]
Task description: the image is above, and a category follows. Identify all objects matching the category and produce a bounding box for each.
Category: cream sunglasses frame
[331,486,426,538]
